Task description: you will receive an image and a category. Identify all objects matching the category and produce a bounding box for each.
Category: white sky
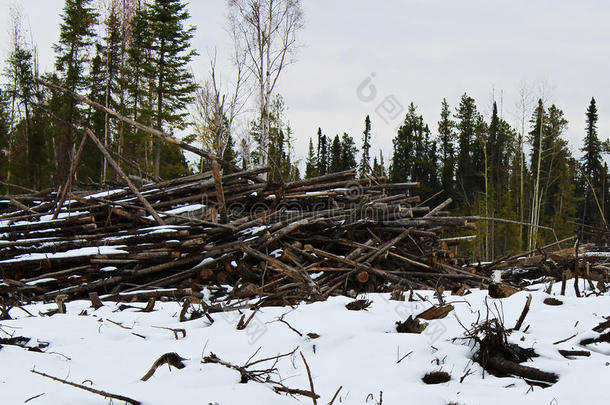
[1,0,609,168]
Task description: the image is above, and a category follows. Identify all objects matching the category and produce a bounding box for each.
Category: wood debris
[0,167,497,304]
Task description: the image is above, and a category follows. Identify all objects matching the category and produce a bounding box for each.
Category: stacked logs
[0,167,494,304]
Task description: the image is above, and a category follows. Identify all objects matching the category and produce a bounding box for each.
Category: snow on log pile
[1,168,495,304]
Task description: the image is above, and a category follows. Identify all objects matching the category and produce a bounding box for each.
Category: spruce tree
[100,3,123,181]
[455,93,485,206]
[339,132,357,171]
[329,134,342,173]
[222,133,238,168]
[485,102,516,258]
[529,99,546,179]
[82,42,106,183]
[544,106,576,241]
[372,156,380,177]
[360,115,371,177]
[145,0,198,178]
[316,127,323,168]
[318,132,328,175]
[579,98,604,227]
[53,0,98,185]
[124,5,152,168]
[3,33,37,188]
[438,98,455,196]
[390,103,418,183]
[305,137,317,178]
[581,98,602,179]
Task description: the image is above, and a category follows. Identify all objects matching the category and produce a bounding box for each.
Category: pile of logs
[1,78,604,306]
[492,242,609,295]
[0,166,494,304]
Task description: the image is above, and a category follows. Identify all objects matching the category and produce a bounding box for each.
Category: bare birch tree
[227,0,304,167]
[514,81,533,250]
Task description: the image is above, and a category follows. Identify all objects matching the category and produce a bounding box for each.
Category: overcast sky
[1,0,609,168]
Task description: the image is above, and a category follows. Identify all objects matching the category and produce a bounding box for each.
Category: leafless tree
[192,48,248,171]
[227,0,304,167]
[3,3,28,186]
[513,81,533,250]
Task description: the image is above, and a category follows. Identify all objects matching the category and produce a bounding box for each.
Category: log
[485,355,558,384]
[85,129,165,226]
[52,132,89,219]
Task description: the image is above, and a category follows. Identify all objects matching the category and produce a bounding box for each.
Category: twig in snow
[31,369,140,405]
[328,385,343,405]
[513,294,532,331]
[300,351,317,405]
[552,333,577,345]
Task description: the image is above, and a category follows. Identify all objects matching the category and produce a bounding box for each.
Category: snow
[84,188,126,199]
[142,204,205,221]
[241,225,268,235]
[0,283,608,404]
[582,251,610,257]
[5,211,88,228]
[0,246,128,263]
[25,278,56,286]
[138,225,188,233]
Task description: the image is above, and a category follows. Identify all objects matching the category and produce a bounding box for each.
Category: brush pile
[0,167,495,305]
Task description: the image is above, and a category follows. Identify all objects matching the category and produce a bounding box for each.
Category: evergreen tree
[82,42,105,183]
[485,101,517,258]
[123,5,152,168]
[390,103,438,198]
[318,130,328,175]
[144,0,198,178]
[390,103,419,183]
[268,124,287,182]
[581,98,602,179]
[580,97,604,227]
[437,98,455,195]
[316,127,322,166]
[305,137,317,179]
[265,95,297,182]
[372,156,380,176]
[360,115,371,177]
[222,133,238,168]
[543,106,577,241]
[339,132,357,171]
[529,99,546,179]
[99,3,123,181]
[53,0,98,185]
[3,31,37,188]
[455,93,485,206]
[329,134,342,173]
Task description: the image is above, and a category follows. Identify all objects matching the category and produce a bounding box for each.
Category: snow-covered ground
[1,282,608,404]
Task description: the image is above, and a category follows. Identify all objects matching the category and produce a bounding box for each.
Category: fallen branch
[513,294,532,331]
[31,369,140,405]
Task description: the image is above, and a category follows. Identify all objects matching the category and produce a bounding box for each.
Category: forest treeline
[0,0,608,259]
